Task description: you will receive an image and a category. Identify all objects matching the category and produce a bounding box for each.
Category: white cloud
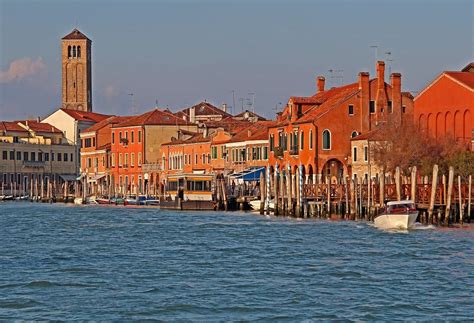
[0,57,46,83]
[104,85,119,98]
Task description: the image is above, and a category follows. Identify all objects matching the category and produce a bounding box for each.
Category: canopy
[59,174,78,181]
[230,167,266,182]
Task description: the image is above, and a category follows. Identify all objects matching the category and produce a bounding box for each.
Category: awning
[87,174,106,183]
[59,174,78,181]
[230,167,266,182]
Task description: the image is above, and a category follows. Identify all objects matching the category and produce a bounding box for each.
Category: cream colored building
[0,120,76,195]
[349,130,384,181]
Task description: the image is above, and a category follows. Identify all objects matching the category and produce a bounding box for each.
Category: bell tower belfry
[61,29,92,112]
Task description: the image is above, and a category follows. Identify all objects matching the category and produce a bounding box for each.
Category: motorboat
[249,199,275,212]
[374,200,418,230]
[96,197,111,204]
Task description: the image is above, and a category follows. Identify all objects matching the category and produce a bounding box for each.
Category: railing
[142,163,162,172]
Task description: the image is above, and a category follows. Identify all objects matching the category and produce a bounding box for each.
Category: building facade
[414,62,473,150]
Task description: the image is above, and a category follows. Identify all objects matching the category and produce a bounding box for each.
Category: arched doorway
[321,159,344,184]
[308,164,314,184]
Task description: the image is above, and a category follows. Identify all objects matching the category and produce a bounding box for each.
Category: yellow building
[0,120,76,196]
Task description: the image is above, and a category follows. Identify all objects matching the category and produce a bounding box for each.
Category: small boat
[96,197,111,204]
[249,199,274,212]
[74,197,83,205]
[374,200,418,230]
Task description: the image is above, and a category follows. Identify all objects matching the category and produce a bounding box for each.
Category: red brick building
[268,61,413,183]
[110,109,197,196]
[414,62,473,150]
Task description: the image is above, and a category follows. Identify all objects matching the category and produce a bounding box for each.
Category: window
[51,152,54,161]
[131,131,134,143]
[195,154,198,164]
[31,152,36,161]
[138,131,142,143]
[119,132,122,140]
[138,152,142,166]
[92,137,95,147]
[322,130,331,150]
[112,132,115,144]
[125,131,128,141]
[57,152,61,161]
[38,152,43,162]
[351,131,359,138]
[77,46,81,58]
[9,151,14,160]
[94,157,98,168]
[2,151,7,160]
[263,147,268,160]
[211,146,217,159]
[70,153,73,162]
[388,101,393,113]
[68,45,71,58]
[202,153,205,164]
[278,132,282,147]
[300,131,304,150]
[369,101,375,114]
[131,153,135,166]
[364,146,368,162]
[348,104,354,115]
[16,151,21,160]
[23,152,29,161]
[270,134,274,151]
[13,136,19,143]
[402,106,406,114]
[73,46,76,57]
[119,153,122,167]
[309,130,313,150]
[87,158,92,168]
[64,153,68,162]
[124,153,128,167]
[45,153,49,161]
[84,138,92,148]
[207,153,211,164]
[353,147,358,162]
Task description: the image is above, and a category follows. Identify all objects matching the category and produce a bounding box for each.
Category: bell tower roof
[62,29,90,41]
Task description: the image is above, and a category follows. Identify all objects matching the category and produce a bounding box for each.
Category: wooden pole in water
[395,166,401,201]
[344,176,349,219]
[380,173,385,208]
[327,176,331,218]
[411,166,417,202]
[442,174,447,205]
[280,169,285,215]
[445,166,454,225]
[468,175,472,223]
[274,164,279,216]
[428,164,438,225]
[259,171,265,215]
[286,165,292,217]
[350,178,356,219]
[295,167,301,217]
[266,165,271,215]
[367,176,371,221]
[458,175,463,225]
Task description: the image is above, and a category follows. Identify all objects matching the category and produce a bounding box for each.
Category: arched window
[72,46,76,57]
[322,130,331,150]
[351,131,359,138]
[68,45,71,58]
[309,130,313,150]
[77,46,81,58]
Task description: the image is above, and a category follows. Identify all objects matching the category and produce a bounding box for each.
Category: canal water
[0,202,473,320]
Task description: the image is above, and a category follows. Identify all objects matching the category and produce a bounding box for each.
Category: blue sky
[1,0,472,120]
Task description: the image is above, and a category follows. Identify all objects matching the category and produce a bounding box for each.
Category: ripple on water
[0,202,473,321]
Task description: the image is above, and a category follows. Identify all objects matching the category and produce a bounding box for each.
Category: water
[0,203,473,320]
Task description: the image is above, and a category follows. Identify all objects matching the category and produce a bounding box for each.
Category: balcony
[273,147,284,158]
[142,163,162,172]
[22,160,45,168]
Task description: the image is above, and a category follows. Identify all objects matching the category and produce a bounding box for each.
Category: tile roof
[202,118,251,134]
[0,121,27,132]
[351,129,384,141]
[83,116,131,133]
[61,109,110,122]
[62,29,90,40]
[162,133,211,146]
[227,121,277,143]
[444,71,474,90]
[233,110,267,121]
[19,120,62,133]
[115,108,192,127]
[176,101,232,118]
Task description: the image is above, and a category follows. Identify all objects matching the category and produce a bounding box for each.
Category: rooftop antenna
[128,93,136,114]
[231,90,236,116]
[370,45,379,74]
[239,98,244,112]
[248,92,255,113]
[155,99,159,109]
[385,51,394,78]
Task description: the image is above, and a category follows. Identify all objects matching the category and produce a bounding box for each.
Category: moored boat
[374,200,418,230]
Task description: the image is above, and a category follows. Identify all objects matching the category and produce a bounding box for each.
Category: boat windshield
[387,203,416,214]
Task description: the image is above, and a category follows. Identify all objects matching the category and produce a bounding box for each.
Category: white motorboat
[374,200,418,230]
[249,199,274,212]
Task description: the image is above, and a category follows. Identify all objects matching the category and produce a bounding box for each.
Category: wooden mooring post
[468,175,472,223]
[428,164,438,225]
[458,176,463,225]
[286,166,292,217]
[274,164,279,216]
[445,166,454,225]
[259,172,265,215]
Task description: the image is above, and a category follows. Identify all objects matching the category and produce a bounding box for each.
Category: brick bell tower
[61,29,92,112]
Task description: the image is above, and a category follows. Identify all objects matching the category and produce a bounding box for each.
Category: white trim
[80,149,106,156]
[79,131,96,138]
[322,129,331,150]
[225,139,267,148]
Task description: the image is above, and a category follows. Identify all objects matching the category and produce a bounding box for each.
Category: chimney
[222,103,227,113]
[376,61,385,89]
[391,73,402,123]
[189,106,196,123]
[203,126,208,138]
[317,76,325,92]
[358,72,370,131]
[358,72,369,90]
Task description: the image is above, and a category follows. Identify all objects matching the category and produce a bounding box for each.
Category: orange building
[110,109,197,196]
[80,116,129,195]
[268,61,413,183]
[414,62,473,150]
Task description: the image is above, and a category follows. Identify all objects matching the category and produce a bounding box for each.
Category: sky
[0,0,473,120]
